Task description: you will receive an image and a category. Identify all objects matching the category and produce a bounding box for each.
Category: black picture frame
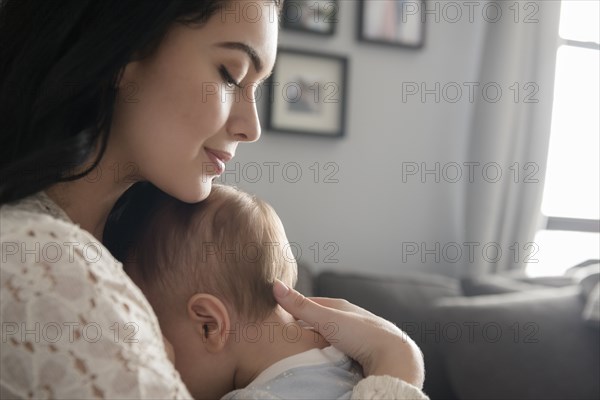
[281,0,339,36]
[265,48,348,138]
[357,0,426,49]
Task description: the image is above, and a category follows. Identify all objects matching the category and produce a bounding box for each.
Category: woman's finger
[308,297,375,317]
[273,279,338,323]
[274,279,424,387]
[305,297,349,308]
[274,279,372,360]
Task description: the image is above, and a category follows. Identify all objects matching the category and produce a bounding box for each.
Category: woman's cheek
[202,85,233,131]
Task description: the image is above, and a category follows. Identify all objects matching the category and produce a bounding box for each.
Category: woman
[0,0,427,398]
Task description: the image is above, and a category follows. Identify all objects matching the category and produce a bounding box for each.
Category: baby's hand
[163,335,175,364]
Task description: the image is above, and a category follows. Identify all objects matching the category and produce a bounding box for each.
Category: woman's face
[111,1,278,203]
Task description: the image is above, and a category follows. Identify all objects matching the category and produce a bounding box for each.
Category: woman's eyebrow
[214,41,263,73]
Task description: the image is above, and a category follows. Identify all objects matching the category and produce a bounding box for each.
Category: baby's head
[122,184,297,399]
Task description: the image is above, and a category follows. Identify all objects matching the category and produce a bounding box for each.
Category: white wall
[226,1,487,278]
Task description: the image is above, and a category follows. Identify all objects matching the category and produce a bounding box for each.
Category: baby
[115,184,363,399]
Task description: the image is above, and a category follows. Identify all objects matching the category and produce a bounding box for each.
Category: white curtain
[463,0,562,275]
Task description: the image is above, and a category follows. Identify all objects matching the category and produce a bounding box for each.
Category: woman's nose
[228,98,261,143]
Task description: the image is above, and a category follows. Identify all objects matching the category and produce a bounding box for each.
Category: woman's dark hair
[0,0,281,204]
[104,181,169,262]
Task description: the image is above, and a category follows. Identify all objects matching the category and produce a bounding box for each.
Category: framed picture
[265,48,348,138]
[281,0,338,36]
[358,0,425,49]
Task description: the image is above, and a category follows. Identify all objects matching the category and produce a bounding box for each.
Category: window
[528,0,600,277]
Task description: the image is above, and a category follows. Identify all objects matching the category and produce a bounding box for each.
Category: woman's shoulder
[2,191,82,240]
[0,194,192,398]
[1,191,148,310]
[1,193,122,276]
[1,192,144,318]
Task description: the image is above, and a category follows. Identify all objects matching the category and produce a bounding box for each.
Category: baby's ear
[187,293,231,353]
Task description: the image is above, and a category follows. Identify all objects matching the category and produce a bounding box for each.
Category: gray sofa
[295,262,600,400]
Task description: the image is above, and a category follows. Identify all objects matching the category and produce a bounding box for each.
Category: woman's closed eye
[218,65,242,89]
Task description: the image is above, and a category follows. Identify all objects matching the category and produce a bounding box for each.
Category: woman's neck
[45,153,136,241]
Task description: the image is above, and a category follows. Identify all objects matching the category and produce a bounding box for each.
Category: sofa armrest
[433,287,599,400]
[460,274,554,296]
[315,270,462,400]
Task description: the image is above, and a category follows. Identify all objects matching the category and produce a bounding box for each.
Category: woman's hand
[273,279,425,389]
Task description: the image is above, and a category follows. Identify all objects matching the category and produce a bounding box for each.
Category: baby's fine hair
[124,184,297,322]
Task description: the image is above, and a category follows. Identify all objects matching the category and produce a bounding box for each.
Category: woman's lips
[204,148,232,175]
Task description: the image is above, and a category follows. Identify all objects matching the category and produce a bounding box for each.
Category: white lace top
[0,191,429,400]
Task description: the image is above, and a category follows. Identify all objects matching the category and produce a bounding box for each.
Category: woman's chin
[166,178,215,204]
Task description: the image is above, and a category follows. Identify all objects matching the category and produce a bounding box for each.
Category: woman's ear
[186,293,231,353]
[116,60,142,91]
